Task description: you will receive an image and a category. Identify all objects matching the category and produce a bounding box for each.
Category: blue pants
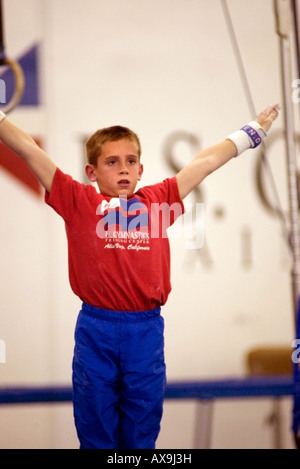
[72,303,166,449]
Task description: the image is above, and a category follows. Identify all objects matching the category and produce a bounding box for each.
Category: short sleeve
[45,167,86,223]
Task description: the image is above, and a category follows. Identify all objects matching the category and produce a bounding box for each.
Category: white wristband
[0,110,6,123]
[248,121,267,138]
[226,121,267,157]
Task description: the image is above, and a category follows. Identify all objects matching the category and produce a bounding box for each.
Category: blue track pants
[72,302,166,449]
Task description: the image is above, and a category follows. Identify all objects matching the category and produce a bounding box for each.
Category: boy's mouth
[118,179,130,187]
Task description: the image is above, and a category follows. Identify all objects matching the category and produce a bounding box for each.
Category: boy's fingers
[256,103,280,130]
[267,103,280,118]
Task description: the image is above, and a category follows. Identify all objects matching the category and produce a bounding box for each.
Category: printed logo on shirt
[96,196,150,250]
[96,196,149,233]
[97,198,121,213]
[95,196,191,250]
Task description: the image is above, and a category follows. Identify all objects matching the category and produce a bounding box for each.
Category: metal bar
[274,0,300,328]
[274,0,300,447]
[0,377,293,404]
[0,0,5,63]
[193,400,214,449]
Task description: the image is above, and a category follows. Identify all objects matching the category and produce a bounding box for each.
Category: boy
[0,104,280,448]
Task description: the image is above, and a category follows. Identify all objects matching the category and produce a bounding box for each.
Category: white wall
[0,0,298,449]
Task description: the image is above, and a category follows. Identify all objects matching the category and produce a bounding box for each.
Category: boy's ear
[138,163,144,180]
[85,164,97,182]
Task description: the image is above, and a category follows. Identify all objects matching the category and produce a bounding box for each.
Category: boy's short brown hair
[85,125,142,166]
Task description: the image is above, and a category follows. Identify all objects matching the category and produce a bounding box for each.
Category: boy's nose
[120,165,129,174]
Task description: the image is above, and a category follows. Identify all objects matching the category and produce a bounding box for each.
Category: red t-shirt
[45,168,184,312]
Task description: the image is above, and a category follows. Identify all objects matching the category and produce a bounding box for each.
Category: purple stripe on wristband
[241,125,261,147]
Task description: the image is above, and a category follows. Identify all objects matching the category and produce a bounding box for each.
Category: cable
[0,0,5,63]
[0,0,24,113]
[291,0,300,80]
[220,0,292,250]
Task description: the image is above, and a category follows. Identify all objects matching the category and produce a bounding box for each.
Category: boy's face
[85,138,143,197]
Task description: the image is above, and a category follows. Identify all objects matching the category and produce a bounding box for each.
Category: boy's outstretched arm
[0,112,57,193]
[176,104,280,200]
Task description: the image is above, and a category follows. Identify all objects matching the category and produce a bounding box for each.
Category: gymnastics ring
[0,57,24,114]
